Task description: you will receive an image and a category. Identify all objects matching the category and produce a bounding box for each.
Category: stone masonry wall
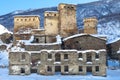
[64,35,106,50]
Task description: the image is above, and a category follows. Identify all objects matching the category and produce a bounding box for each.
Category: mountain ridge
[0,0,120,43]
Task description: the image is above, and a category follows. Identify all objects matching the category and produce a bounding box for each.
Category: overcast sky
[0,0,99,15]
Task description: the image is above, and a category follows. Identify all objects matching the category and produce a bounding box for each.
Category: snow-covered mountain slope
[0,24,12,35]
[0,0,120,43]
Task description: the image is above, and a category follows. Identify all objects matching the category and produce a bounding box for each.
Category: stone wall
[107,40,120,59]
[0,45,7,50]
[9,52,31,75]
[64,35,106,50]
[84,17,97,34]
[38,50,106,76]
[14,16,40,33]
[44,12,59,36]
[9,49,106,76]
[25,43,61,51]
[14,15,40,41]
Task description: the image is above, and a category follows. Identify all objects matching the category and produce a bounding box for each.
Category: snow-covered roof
[107,38,120,44]
[14,15,40,17]
[25,42,61,45]
[63,34,87,41]
[41,49,77,53]
[78,49,106,54]
[63,33,106,41]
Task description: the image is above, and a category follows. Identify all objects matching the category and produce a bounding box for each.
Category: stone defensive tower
[58,3,78,37]
[84,17,98,34]
[14,15,40,40]
[44,11,59,36]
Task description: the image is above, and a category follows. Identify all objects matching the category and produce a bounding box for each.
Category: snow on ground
[0,68,120,80]
[0,58,119,80]
[0,51,8,66]
[0,24,12,35]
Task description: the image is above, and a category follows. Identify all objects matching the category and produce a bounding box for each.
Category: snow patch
[0,24,12,35]
[78,49,106,54]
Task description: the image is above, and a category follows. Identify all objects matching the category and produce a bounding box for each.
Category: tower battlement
[58,3,76,10]
[44,11,59,17]
[84,17,97,23]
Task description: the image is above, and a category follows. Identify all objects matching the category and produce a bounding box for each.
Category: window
[64,66,68,72]
[21,68,25,73]
[47,66,52,72]
[29,18,31,21]
[79,66,83,72]
[95,53,99,59]
[21,54,25,60]
[64,6,66,8]
[78,53,82,58]
[87,53,92,62]
[21,19,23,21]
[55,66,61,72]
[25,19,27,21]
[17,19,19,21]
[48,54,52,59]
[55,53,61,62]
[47,14,49,16]
[54,14,56,16]
[35,38,39,43]
[33,18,35,21]
[71,7,74,9]
[95,66,99,72]
[64,54,68,59]
[76,41,79,43]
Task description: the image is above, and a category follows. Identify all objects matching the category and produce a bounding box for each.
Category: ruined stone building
[9,49,106,76]
[9,3,107,76]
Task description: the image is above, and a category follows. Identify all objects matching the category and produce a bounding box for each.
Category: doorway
[87,66,92,75]
[55,66,61,72]
[21,68,25,73]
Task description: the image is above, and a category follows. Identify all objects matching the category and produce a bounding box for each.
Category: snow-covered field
[0,68,120,80]
[0,61,119,80]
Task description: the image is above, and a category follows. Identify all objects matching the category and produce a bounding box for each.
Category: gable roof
[63,33,107,41]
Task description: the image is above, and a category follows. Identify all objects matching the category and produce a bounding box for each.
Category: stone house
[107,39,120,59]
[9,49,106,76]
[63,34,106,50]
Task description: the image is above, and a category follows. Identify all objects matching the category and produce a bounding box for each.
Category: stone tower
[44,11,59,36]
[58,3,78,37]
[14,15,40,40]
[84,17,98,34]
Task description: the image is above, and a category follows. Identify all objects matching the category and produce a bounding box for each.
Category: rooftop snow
[107,37,120,44]
[63,34,106,41]
[14,15,40,17]
[78,49,106,54]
